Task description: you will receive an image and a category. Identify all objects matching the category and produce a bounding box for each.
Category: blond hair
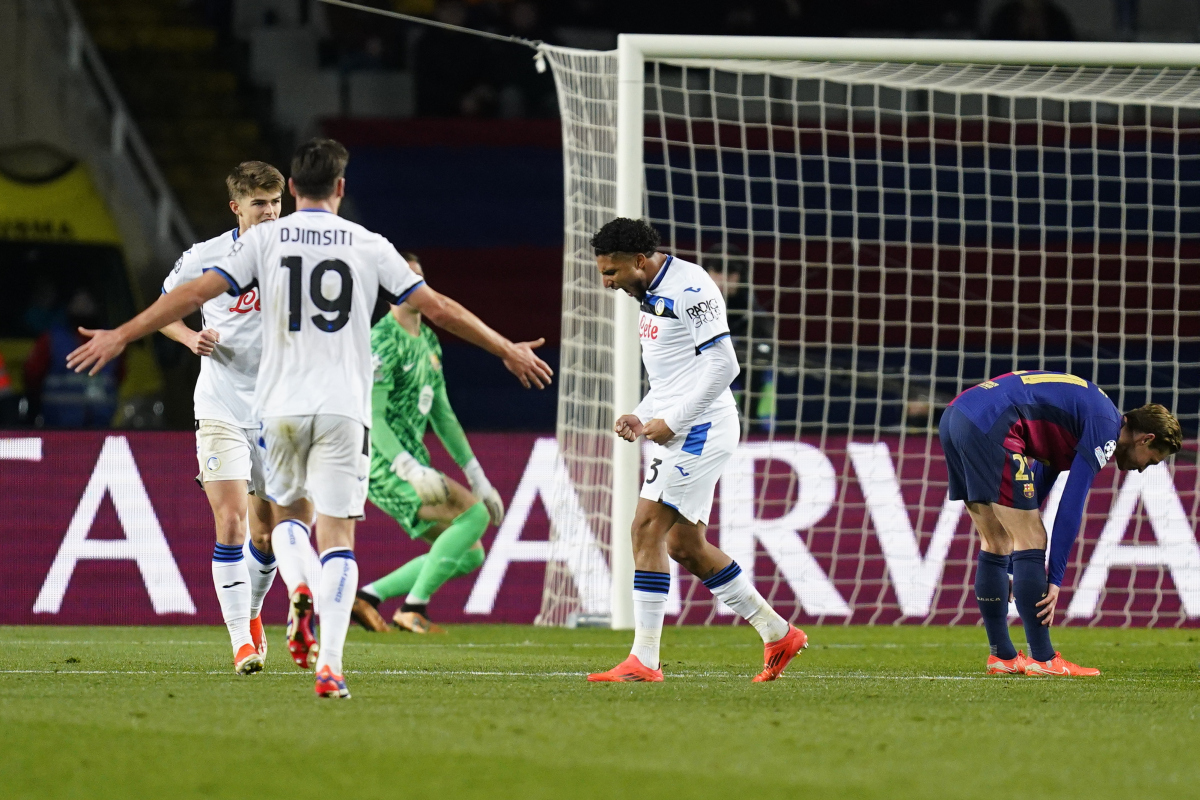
[226,160,285,201]
[1125,404,1183,454]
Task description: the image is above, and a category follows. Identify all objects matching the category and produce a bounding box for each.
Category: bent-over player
[587,218,806,683]
[941,371,1181,675]
[159,160,312,675]
[351,253,505,634]
[67,138,553,699]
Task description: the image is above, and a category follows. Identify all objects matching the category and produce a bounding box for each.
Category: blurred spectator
[23,280,64,337]
[339,34,389,71]
[413,1,488,115]
[194,0,234,32]
[23,290,125,428]
[701,244,776,429]
[987,0,1075,40]
[461,83,501,116]
[1115,0,1138,39]
[394,0,437,14]
[0,350,18,426]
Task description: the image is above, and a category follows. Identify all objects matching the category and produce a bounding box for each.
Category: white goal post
[539,35,1200,630]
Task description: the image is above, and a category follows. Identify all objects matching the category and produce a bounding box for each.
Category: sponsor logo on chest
[639,313,660,341]
[229,287,260,314]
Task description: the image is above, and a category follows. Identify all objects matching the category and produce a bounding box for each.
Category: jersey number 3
[280,256,353,333]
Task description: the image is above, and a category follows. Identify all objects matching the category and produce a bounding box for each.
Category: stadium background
[1,0,1199,628]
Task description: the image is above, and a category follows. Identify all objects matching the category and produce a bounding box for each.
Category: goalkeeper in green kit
[352,254,506,633]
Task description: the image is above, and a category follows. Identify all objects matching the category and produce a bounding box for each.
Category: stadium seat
[249,27,319,88]
[233,0,304,34]
[272,70,342,135]
[347,71,415,119]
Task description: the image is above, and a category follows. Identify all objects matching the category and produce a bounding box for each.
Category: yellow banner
[0,164,122,245]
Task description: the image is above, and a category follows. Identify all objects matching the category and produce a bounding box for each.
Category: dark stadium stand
[73,0,281,240]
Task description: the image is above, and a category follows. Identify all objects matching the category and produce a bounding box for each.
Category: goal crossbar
[617,35,1200,68]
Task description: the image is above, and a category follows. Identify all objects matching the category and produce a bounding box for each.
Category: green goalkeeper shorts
[367,456,438,540]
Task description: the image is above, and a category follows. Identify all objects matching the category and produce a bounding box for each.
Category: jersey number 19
[280,256,353,333]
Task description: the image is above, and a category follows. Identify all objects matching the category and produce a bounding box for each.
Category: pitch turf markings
[0,668,1167,683]
[5,639,1199,649]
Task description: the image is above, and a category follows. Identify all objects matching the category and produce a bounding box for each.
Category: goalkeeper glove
[463,457,505,525]
[390,452,449,505]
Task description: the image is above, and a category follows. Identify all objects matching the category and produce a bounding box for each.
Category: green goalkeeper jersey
[370,311,474,469]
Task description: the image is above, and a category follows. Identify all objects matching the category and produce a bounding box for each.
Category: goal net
[538,37,1200,629]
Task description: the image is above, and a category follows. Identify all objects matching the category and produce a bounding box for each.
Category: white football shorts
[258,414,370,519]
[195,419,266,496]
[639,412,739,525]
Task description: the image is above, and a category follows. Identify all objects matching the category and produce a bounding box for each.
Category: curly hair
[590,218,661,256]
[1125,404,1183,453]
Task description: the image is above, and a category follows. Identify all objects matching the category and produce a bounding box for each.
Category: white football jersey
[214,209,423,427]
[163,229,262,428]
[636,255,737,426]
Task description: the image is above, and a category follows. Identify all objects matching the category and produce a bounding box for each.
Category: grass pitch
[3,625,1200,800]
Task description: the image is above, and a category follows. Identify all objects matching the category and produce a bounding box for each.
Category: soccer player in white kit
[67,138,553,699]
[159,161,311,675]
[586,219,807,683]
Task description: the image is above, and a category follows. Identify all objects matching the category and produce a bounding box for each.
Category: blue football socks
[975,551,1018,660]
[1011,549,1056,662]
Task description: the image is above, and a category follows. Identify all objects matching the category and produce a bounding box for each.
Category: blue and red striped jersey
[949,371,1121,474]
[949,370,1123,586]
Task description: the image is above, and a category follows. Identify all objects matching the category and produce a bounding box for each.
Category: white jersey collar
[647,255,673,293]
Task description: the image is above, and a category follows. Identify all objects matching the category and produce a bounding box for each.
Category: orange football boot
[250,615,268,660]
[234,643,264,675]
[986,650,1029,675]
[314,665,351,699]
[587,654,664,682]
[1024,652,1101,677]
[752,625,808,682]
[286,584,319,670]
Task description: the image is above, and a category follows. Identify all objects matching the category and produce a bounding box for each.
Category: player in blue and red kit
[940,371,1182,676]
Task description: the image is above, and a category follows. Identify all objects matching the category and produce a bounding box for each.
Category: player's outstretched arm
[405,285,553,389]
[159,320,220,357]
[68,271,231,375]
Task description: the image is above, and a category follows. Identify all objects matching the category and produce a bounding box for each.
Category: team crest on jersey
[655,298,666,315]
[1023,483,1035,499]
[429,352,441,371]
[207,456,220,472]
[229,288,260,314]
